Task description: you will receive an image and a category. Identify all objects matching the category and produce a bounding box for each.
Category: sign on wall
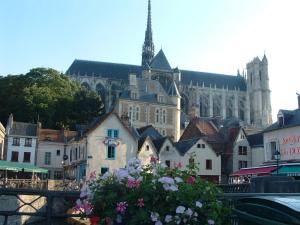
[103,138,120,147]
[280,135,300,157]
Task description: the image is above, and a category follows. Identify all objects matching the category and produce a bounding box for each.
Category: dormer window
[131,92,137,99]
[277,111,284,126]
[158,95,164,103]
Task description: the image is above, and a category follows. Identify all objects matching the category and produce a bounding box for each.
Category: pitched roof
[247,132,263,147]
[175,138,200,156]
[136,125,163,139]
[66,59,246,91]
[9,122,37,137]
[264,108,300,132]
[180,117,219,141]
[150,49,172,71]
[168,81,181,97]
[152,137,169,151]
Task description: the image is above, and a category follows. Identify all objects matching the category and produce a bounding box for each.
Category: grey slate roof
[10,122,37,137]
[152,137,168,151]
[247,133,263,147]
[174,138,200,156]
[150,49,171,71]
[264,108,300,132]
[66,57,247,91]
[66,60,142,80]
[136,125,163,139]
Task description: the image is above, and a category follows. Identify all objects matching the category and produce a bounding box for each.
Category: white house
[0,122,5,160]
[138,136,158,166]
[37,129,77,179]
[65,112,138,180]
[5,114,38,165]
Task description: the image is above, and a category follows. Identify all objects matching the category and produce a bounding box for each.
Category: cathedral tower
[142,0,155,67]
[246,54,272,127]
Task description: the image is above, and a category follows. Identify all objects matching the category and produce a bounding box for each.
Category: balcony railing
[0,179,48,190]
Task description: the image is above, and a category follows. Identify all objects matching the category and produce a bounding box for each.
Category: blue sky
[1,0,300,120]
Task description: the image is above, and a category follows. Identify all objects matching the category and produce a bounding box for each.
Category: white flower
[169,184,178,191]
[116,169,129,181]
[174,177,183,183]
[193,212,198,217]
[80,185,91,198]
[185,208,193,216]
[155,221,163,225]
[158,176,175,184]
[151,212,160,222]
[196,201,203,208]
[101,171,112,180]
[176,206,186,214]
[165,215,173,223]
[116,214,122,223]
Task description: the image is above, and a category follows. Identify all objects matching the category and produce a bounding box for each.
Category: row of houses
[1,96,299,183]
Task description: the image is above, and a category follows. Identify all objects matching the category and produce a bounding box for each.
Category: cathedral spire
[142,0,155,67]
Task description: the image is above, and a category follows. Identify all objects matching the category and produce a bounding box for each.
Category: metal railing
[218,183,251,193]
[0,188,81,225]
[0,179,48,190]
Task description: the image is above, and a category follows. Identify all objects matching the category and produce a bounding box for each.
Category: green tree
[0,68,104,129]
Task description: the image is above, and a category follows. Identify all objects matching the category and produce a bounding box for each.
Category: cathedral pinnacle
[142,0,155,67]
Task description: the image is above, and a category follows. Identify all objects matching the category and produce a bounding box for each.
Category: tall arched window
[156,109,159,123]
[162,110,166,124]
[135,107,140,121]
[129,106,133,122]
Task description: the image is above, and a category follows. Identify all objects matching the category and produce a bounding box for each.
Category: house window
[197,144,201,148]
[75,148,78,160]
[56,150,60,156]
[11,151,19,162]
[107,146,116,159]
[107,129,119,138]
[54,171,63,180]
[25,138,32,147]
[146,145,149,151]
[206,160,212,170]
[166,146,170,151]
[238,146,247,155]
[101,167,109,175]
[239,161,248,169]
[165,160,170,168]
[158,96,164,103]
[162,129,166,136]
[129,106,133,122]
[202,144,205,148]
[45,152,51,165]
[12,138,20,146]
[270,141,277,159]
[131,92,137,99]
[23,152,31,163]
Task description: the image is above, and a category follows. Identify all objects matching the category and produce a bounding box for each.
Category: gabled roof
[175,138,200,156]
[150,49,171,71]
[9,122,37,137]
[83,112,138,141]
[247,132,263,147]
[152,137,169,152]
[136,125,163,140]
[138,136,153,152]
[264,108,300,132]
[180,117,219,141]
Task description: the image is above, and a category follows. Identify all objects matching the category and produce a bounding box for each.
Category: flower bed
[75,158,230,225]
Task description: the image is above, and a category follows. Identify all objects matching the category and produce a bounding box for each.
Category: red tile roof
[230,166,277,177]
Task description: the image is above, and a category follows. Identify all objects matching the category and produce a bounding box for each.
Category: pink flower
[116,202,128,214]
[126,179,141,188]
[89,171,97,180]
[136,198,145,208]
[187,176,196,184]
[150,156,158,164]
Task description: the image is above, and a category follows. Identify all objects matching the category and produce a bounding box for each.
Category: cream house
[138,136,158,166]
[66,112,138,180]
[232,129,251,172]
[175,138,221,183]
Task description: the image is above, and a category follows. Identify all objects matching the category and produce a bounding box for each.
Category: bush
[75,158,230,225]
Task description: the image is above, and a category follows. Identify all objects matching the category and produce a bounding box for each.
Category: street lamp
[274,150,281,176]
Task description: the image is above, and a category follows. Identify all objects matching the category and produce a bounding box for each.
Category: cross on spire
[142,0,155,67]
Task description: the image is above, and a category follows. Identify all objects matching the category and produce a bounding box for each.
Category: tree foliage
[0,68,104,129]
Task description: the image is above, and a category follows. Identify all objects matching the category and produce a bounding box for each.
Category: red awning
[230,166,278,177]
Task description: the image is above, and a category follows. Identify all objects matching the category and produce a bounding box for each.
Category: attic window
[131,92,137,99]
[166,146,170,151]
[146,145,149,151]
[158,96,164,103]
[278,115,284,126]
[197,144,201,148]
